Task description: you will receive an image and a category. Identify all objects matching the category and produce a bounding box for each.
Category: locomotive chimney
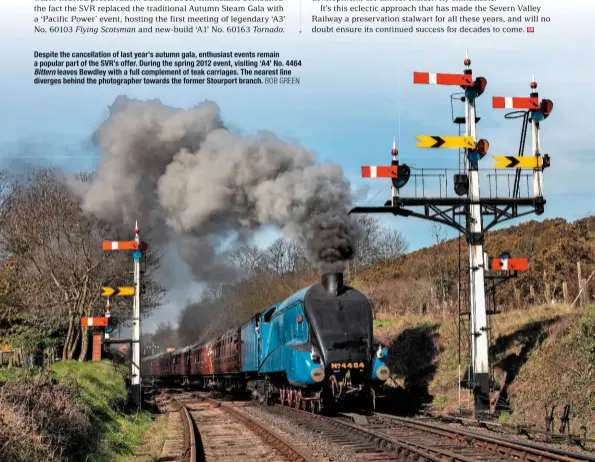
[321,272,344,295]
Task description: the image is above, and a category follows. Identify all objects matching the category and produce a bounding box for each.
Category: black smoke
[70,96,362,281]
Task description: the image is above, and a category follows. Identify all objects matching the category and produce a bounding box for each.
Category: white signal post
[132,221,141,409]
[105,299,111,340]
[530,76,544,199]
[492,76,551,212]
[463,52,491,414]
[101,229,144,409]
[391,138,399,206]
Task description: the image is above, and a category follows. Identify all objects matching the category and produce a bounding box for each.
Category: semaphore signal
[81,316,108,327]
[492,96,539,110]
[493,155,547,169]
[350,51,552,417]
[361,165,397,178]
[101,286,136,297]
[415,135,476,149]
[93,221,145,409]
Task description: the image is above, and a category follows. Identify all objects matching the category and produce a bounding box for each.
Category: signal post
[99,221,146,410]
[352,53,553,417]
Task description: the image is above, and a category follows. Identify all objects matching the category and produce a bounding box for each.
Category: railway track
[267,403,595,461]
[421,410,595,450]
[370,412,595,462]
[164,392,316,462]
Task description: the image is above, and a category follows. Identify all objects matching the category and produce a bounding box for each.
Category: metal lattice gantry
[350,52,553,417]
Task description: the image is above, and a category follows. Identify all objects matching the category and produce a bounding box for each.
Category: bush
[0,373,97,461]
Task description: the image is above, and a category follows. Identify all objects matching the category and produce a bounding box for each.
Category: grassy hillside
[356,217,595,434]
[52,360,154,462]
[373,304,595,435]
[351,217,595,317]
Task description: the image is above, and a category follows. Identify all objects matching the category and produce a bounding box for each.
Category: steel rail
[424,411,595,448]
[165,394,198,462]
[273,404,462,461]
[209,399,317,462]
[374,412,595,462]
[180,404,197,462]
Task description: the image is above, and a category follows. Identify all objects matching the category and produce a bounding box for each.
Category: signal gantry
[351,52,553,417]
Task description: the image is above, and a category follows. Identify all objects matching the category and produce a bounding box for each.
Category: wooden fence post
[562,281,569,304]
[572,268,595,307]
[581,279,589,307]
[577,262,583,307]
[544,270,551,304]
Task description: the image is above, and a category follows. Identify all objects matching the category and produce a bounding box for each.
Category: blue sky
[1,0,594,329]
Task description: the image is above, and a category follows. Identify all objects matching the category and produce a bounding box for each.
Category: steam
[73,96,362,279]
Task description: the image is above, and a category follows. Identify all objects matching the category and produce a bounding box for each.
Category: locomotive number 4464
[331,362,365,369]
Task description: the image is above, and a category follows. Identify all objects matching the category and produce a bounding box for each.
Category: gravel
[240,405,370,462]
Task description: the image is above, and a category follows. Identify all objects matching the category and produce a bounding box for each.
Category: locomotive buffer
[351,52,553,416]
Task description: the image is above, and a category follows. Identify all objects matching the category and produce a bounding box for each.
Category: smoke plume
[72,96,362,280]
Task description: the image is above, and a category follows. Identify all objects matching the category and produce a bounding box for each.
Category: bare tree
[429,222,450,308]
[263,237,309,277]
[0,169,164,360]
[203,279,225,302]
[353,214,382,266]
[152,321,178,351]
[375,228,409,262]
[227,243,264,279]
[349,214,409,279]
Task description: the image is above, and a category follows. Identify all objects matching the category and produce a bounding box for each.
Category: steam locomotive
[142,272,390,412]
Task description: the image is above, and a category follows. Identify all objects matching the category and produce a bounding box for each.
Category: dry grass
[118,413,169,462]
[0,372,95,462]
[373,303,594,435]
[508,306,595,432]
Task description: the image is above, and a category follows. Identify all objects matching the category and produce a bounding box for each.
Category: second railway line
[155,389,595,462]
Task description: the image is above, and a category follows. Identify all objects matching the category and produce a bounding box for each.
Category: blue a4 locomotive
[142,272,390,412]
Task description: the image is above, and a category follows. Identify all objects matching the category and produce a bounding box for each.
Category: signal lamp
[105,326,114,334]
[476,139,489,158]
[540,99,553,118]
[474,77,487,96]
[464,77,487,99]
[467,151,480,170]
[499,251,511,260]
[454,174,469,196]
[392,163,410,189]
[532,99,553,122]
